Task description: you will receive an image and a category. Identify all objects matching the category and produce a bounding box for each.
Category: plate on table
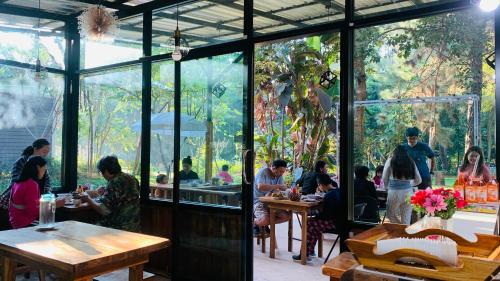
[302,198,318,202]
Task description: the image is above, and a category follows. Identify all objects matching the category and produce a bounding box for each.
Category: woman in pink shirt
[217,165,233,184]
[9,156,47,229]
[457,146,491,184]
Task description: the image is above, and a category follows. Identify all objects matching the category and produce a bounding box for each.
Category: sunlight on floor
[254,215,338,281]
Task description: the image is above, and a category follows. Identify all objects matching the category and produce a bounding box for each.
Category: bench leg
[2,257,16,281]
[38,270,46,281]
[318,234,323,258]
[129,264,144,281]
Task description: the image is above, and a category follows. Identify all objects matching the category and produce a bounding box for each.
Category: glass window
[0,65,64,191]
[254,33,341,193]
[354,0,460,19]
[0,13,65,69]
[152,1,244,55]
[81,16,143,69]
[78,65,142,186]
[254,0,344,35]
[180,53,244,207]
[352,9,495,223]
[150,60,175,201]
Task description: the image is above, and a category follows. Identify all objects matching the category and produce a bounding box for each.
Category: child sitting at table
[292,173,341,262]
[9,156,64,229]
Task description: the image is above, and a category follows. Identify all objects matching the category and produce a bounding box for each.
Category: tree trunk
[156,135,171,174]
[353,57,367,144]
[132,135,141,176]
[439,145,449,171]
[465,19,486,150]
[486,109,495,162]
[205,58,214,181]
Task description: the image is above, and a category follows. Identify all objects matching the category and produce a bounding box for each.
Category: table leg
[2,257,16,281]
[269,208,276,259]
[288,215,293,252]
[129,264,144,281]
[301,211,308,265]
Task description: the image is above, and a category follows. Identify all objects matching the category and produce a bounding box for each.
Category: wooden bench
[322,252,359,281]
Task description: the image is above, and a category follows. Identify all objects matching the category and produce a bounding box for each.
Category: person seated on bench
[253,159,291,235]
[293,173,341,261]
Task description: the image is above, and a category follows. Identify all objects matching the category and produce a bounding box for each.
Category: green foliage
[255,34,341,171]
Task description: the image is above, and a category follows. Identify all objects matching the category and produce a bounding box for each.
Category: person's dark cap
[406,127,420,137]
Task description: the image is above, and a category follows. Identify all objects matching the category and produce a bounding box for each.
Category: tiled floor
[254,215,338,281]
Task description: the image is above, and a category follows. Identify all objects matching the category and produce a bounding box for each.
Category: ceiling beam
[0,25,63,37]
[115,0,195,19]
[313,0,346,13]
[410,0,425,5]
[210,0,307,28]
[120,24,219,44]
[0,3,71,22]
[155,11,242,33]
[70,0,133,11]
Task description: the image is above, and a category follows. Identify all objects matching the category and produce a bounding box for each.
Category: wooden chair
[255,226,270,253]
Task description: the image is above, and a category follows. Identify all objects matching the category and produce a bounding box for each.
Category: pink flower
[423,194,447,216]
[424,187,434,197]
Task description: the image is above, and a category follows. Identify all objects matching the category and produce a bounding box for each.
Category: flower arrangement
[410,187,468,219]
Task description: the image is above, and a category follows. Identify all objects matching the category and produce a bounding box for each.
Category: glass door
[174,51,250,281]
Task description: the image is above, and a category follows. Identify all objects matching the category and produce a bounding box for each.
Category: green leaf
[306,37,321,52]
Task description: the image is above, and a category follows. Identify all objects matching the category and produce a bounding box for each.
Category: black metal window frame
[1,1,498,280]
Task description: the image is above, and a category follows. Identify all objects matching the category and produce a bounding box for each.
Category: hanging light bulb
[171,28,183,61]
[479,0,500,11]
[168,5,189,61]
[31,0,47,81]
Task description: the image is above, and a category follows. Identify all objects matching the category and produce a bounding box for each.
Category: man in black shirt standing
[296,160,334,194]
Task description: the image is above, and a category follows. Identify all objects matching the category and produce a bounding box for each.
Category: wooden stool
[255,226,270,253]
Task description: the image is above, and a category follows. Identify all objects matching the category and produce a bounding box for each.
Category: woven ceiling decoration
[77,5,118,41]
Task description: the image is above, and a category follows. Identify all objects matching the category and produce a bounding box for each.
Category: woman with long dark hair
[382,145,422,225]
[0,139,51,209]
[9,156,47,228]
[457,146,491,183]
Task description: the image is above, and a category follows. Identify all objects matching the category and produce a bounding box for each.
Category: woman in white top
[382,145,422,225]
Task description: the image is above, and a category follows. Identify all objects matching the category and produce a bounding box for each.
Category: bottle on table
[39,194,56,227]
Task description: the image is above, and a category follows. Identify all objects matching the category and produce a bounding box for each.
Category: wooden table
[259,197,321,265]
[56,203,101,224]
[0,220,170,281]
[322,252,359,281]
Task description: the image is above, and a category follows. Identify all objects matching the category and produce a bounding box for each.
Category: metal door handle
[242,149,252,185]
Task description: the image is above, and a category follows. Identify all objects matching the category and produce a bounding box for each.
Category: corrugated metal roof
[0,0,461,51]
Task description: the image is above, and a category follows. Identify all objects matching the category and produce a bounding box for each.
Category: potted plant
[409,187,468,231]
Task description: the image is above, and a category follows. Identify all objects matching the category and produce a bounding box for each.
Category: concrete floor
[254,215,338,281]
